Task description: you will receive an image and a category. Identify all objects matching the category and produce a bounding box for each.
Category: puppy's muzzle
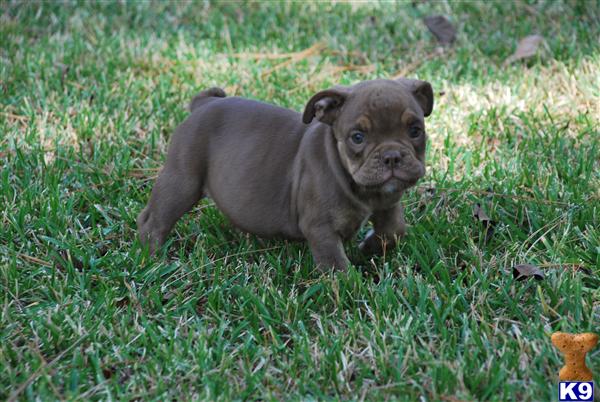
[381,149,425,183]
[382,150,402,169]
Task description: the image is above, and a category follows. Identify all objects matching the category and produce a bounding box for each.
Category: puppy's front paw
[358,229,385,256]
[137,208,165,255]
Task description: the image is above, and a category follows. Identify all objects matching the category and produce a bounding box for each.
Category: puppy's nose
[382,150,402,168]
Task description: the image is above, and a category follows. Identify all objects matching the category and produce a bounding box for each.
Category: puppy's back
[189,87,227,112]
[185,94,307,239]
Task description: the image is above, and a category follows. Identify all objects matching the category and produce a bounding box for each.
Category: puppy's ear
[396,78,434,117]
[302,87,349,125]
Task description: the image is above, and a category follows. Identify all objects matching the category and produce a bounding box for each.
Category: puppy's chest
[333,208,370,240]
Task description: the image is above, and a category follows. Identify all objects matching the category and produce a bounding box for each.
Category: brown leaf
[473,203,491,223]
[423,15,456,45]
[102,366,115,379]
[115,296,129,308]
[472,203,496,243]
[505,35,544,64]
[417,186,436,210]
[513,263,545,281]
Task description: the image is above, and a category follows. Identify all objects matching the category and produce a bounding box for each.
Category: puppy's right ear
[302,87,349,125]
[396,78,434,117]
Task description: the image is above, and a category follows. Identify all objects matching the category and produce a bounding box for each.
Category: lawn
[1,1,599,400]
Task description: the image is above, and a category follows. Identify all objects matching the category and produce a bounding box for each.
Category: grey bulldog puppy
[137,78,434,271]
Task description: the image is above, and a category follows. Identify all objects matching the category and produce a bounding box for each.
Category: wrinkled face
[333,84,427,195]
[303,79,433,197]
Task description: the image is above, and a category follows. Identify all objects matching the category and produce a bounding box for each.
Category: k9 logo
[559,382,594,402]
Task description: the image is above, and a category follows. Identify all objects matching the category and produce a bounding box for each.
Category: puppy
[137,78,434,271]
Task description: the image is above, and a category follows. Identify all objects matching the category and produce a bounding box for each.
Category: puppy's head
[303,78,434,196]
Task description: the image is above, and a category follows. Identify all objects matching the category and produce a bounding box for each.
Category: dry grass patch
[430,57,599,150]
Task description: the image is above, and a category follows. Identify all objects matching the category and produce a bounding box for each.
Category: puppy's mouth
[355,165,424,192]
[358,175,420,195]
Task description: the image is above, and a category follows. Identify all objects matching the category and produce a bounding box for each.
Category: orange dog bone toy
[551,331,598,381]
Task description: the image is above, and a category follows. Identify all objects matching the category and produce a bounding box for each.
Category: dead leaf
[115,296,129,308]
[473,203,491,223]
[417,186,436,209]
[472,203,496,243]
[505,35,544,64]
[423,15,456,45]
[513,263,545,281]
[102,366,115,379]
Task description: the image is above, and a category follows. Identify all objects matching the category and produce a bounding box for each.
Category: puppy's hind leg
[138,88,224,254]
[137,167,204,254]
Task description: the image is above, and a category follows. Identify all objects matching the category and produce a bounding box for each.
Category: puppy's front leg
[304,226,350,272]
[359,204,406,256]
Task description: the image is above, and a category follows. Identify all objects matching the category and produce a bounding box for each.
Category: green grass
[1,1,599,400]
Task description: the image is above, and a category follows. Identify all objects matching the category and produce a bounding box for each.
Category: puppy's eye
[409,125,423,139]
[350,131,365,145]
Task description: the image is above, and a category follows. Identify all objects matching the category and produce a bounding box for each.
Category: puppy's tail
[189,87,227,112]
